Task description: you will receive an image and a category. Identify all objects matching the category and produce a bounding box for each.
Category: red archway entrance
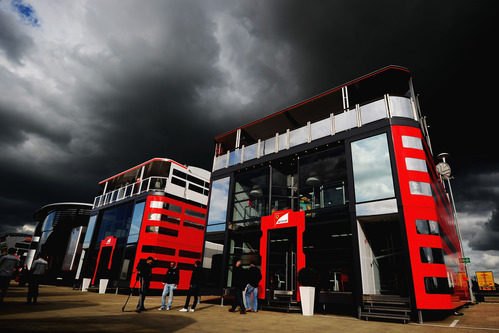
[259,210,306,301]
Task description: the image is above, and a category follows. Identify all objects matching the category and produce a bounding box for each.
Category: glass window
[351,133,395,203]
[148,213,180,225]
[95,203,134,248]
[206,177,230,232]
[420,247,444,264]
[416,219,440,236]
[409,181,432,196]
[145,225,178,237]
[178,250,201,259]
[356,198,398,216]
[127,201,145,244]
[171,177,186,187]
[405,157,428,172]
[271,156,298,212]
[184,220,205,231]
[232,167,269,222]
[150,201,182,213]
[42,212,56,232]
[83,215,97,249]
[206,224,226,233]
[189,183,205,194]
[415,219,430,235]
[299,147,347,211]
[424,277,451,294]
[401,136,423,150]
[173,169,187,179]
[185,208,206,220]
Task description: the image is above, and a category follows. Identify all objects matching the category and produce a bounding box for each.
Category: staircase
[261,292,301,313]
[359,295,412,324]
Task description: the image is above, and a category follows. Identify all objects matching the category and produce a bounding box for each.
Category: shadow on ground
[0,313,197,333]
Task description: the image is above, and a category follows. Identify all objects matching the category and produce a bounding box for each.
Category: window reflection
[232,168,269,222]
[207,177,231,228]
[299,147,347,211]
[351,133,395,203]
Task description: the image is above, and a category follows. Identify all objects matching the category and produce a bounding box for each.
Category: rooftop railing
[213,95,417,171]
[92,176,168,208]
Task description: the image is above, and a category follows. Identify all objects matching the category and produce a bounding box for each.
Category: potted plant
[297,267,319,316]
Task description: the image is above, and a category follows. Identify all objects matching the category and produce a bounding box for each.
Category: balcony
[213,95,417,171]
[93,176,169,208]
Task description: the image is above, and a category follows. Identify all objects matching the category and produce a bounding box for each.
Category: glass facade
[351,133,395,203]
[206,177,230,233]
[126,201,146,244]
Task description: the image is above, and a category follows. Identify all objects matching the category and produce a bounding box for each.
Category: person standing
[158,261,179,311]
[245,261,262,312]
[179,260,202,312]
[0,248,20,304]
[229,259,247,314]
[27,255,48,304]
[136,256,154,312]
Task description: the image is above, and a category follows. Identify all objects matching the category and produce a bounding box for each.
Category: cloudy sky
[1,0,498,280]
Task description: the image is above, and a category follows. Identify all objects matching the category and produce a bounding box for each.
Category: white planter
[99,279,109,294]
[82,278,91,292]
[299,286,315,316]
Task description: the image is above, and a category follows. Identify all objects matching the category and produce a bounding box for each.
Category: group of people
[134,257,202,313]
[229,259,262,314]
[0,248,48,304]
[134,257,261,314]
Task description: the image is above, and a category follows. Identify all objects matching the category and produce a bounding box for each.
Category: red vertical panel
[131,195,207,290]
[391,125,469,309]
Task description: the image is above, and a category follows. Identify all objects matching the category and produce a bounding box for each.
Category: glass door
[267,227,297,298]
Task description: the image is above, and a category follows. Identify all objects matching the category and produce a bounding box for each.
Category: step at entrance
[359,295,411,324]
[261,293,301,313]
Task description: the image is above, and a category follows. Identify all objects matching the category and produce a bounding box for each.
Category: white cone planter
[99,279,109,294]
[81,278,91,292]
[299,286,315,316]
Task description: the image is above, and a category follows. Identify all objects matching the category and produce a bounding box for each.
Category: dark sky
[1,0,498,278]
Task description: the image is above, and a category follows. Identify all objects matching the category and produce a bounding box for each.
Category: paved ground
[1,284,498,332]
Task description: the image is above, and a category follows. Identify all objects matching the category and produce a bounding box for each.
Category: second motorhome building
[202,66,469,320]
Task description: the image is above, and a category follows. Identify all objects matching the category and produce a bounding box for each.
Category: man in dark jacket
[229,259,247,314]
[245,261,262,312]
[27,255,48,304]
[179,260,202,312]
[136,257,154,312]
[158,261,179,311]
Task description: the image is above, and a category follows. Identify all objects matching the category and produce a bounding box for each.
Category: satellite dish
[436,162,451,180]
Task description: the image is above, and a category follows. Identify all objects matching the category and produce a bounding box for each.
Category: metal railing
[93,176,168,208]
[213,95,417,171]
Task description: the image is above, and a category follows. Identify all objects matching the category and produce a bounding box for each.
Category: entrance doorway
[357,215,408,296]
[268,227,297,299]
[259,210,305,305]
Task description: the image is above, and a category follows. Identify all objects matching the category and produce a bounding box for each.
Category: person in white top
[0,248,20,303]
